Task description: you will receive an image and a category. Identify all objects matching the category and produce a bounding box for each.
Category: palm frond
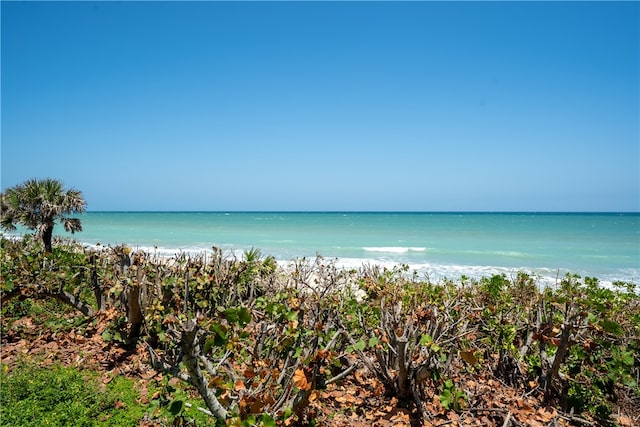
[0,178,87,243]
[62,217,83,233]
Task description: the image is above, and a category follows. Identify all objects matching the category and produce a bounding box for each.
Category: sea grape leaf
[261,414,276,427]
[619,350,634,366]
[460,351,478,365]
[353,340,366,351]
[224,308,239,324]
[2,281,14,292]
[600,319,623,336]
[168,399,184,416]
[204,336,216,354]
[420,334,432,346]
[238,307,251,326]
[287,310,298,322]
[210,322,228,346]
[293,369,311,391]
[440,389,453,409]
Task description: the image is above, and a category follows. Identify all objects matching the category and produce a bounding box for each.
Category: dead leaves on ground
[1,317,637,427]
[0,313,151,379]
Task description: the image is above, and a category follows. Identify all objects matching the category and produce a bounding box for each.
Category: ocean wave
[363,246,427,253]
[459,249,528,257]
[5,232,636,287]
[320,257,637,289]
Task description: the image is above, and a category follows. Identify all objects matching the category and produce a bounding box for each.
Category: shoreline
[4,232,635,288]
[84,243,621,287]
[90,242,640,289]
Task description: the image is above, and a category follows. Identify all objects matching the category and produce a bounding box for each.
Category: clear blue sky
[2,1,638,211]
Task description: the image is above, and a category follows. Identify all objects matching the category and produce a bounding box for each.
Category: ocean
[3,212,639,286]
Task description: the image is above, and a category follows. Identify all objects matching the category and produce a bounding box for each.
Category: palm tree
[1,178,87,252]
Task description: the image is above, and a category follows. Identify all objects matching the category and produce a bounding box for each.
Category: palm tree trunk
[42,222,54,253]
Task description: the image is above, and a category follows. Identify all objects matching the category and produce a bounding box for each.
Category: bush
[2,236,639,425]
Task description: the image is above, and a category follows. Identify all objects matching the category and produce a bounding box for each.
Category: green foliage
[0,363,140,426]
[2,235,639,425]
[0,178,86,252]
[0,235,96,313]
[145,374,219,426]
[0,359,218,427]
[439,379,467,411]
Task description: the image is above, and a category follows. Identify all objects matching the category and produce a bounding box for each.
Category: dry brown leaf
[536,406,557,422]
[334,394,348,404]
[293,368,311,391]
[615,415,634,427]
[460,351,477,365]
[447,411,460,421]
[249,399,264,414]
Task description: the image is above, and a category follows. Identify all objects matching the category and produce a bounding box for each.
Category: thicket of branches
[1,235,639,426]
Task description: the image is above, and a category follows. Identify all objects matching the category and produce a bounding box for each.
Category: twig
[324,329,343,352]
[145,342,193,385]
[467,407,509,414]
[183,402,213,417]
[556,411,596,426]
[502,411,512,427]
[326,362,358,385]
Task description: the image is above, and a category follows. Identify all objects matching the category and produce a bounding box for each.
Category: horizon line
[81,210,640,214]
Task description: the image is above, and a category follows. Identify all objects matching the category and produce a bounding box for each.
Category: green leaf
[2,281,14,292]
[353,339,366,351]
[265,303,277,315]
[440,389,453,409]
[224,308,239,323]
[204,336,216,354]
[420,334,432,346]
[620,350,634,366]
[238,307,251,326]
[287,310,298,322]
[368,336,380,347]
[261,414,276,427]
[101,331,112,342]
[168,399,184,416]
[210,322,228,346]
[600,319,623,336]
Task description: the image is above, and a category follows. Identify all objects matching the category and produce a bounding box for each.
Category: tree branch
[45,290,95,317]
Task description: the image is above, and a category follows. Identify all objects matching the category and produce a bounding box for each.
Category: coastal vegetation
[1,234,638,426]
[0,178,86,252]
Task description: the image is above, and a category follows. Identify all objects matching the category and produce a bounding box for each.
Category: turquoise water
[4,212,639,285]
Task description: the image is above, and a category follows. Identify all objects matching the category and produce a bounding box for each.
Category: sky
[1,1,638,212]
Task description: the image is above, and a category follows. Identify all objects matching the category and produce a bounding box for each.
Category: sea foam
[363,246,426,253]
